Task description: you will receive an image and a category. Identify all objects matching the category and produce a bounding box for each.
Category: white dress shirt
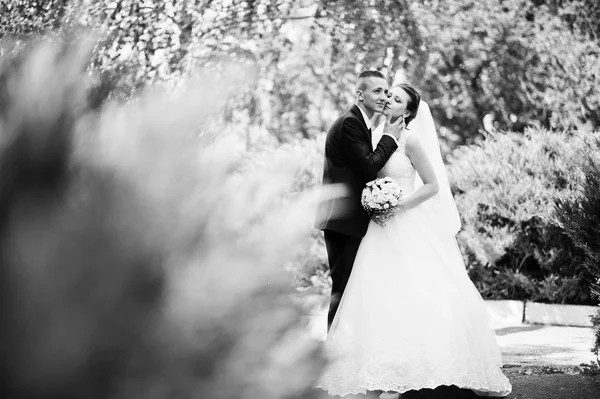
[357,104,373,132]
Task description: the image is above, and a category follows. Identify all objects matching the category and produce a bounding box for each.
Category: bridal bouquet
[361,177,403,227]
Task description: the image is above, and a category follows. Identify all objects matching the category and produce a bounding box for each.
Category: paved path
[496,324,596,367]
[496,324,599,398]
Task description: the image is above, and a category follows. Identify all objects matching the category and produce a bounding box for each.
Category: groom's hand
[372,96,392,127]
[383,115,406,141]
[370,111,387,128]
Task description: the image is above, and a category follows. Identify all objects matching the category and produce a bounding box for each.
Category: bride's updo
[394,83,421,126]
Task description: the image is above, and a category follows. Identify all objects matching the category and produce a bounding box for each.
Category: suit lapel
[349,104,373,151]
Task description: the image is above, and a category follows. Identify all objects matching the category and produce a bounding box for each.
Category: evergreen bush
[552,135,600,354]
[592,309,600,360]
[448,128,594,304]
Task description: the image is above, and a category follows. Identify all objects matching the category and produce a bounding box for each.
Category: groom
[315,70,405,329]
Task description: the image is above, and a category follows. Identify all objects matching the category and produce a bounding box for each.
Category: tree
[2,0,598,144]
[411,0,600,144]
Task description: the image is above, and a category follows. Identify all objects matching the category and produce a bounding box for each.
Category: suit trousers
[323,229,362,330]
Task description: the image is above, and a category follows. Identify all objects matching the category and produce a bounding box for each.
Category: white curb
[524,302,598,327]
[485,300,524,329]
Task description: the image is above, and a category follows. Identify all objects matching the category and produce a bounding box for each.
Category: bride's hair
[394,83,421,126]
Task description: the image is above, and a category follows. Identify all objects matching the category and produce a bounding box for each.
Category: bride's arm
[400,135,439,210]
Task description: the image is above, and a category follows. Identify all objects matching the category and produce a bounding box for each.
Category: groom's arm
[339,119,398,182]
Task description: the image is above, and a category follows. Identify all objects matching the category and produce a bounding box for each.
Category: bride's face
[384,86,412,121]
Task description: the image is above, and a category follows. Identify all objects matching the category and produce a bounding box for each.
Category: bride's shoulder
[401,128,416,142]
[403,132,422,154]
[404,130,417,141]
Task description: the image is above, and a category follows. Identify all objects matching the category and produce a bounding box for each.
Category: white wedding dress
[316,125,512,397]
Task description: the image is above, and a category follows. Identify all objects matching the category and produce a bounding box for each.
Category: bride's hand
[397,198,411,211]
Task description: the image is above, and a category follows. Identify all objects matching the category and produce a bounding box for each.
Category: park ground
[306,304,600,399]
[497,324,599,399]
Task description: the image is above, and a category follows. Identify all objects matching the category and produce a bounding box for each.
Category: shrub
[591,309,600,360]
[552,136,600,297]
[242,136,332,302]
[448,128,594,304]
[552,135,600,354]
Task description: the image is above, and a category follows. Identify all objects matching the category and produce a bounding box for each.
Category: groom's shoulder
[340,104,360,121]
[330,106,361,131]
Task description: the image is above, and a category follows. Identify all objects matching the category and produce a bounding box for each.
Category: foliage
[408,0,600,144]
[206,0,425,140]
[537,0,600,41]
[0,38,327,399]
[448,128,595,304]
[551,135,600,354]
[0,0,79,36]
[2,0,599,144]
[1,0,239,90]
[579,360,600,376]
[240,136,331,298]
[207,0,600,143]
[552,136,600,299]
[592,309,600,360]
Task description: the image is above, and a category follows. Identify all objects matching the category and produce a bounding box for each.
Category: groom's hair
[356,70,386,92]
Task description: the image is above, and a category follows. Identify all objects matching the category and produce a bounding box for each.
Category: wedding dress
[316,104,512,397]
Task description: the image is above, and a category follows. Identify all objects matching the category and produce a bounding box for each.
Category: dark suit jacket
[315,104,399,237]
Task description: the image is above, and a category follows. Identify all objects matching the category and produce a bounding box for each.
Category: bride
[315,83,512,398]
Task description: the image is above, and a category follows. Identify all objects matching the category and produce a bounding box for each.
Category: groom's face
[357,77,389,116]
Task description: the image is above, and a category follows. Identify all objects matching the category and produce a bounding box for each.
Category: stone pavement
[503,371,600,399]
[496,324,596,367]
[495,324,599,399]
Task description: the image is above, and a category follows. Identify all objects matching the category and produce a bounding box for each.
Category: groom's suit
[315,104,398,328]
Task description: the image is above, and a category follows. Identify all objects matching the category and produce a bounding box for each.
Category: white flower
[364,177,403,213]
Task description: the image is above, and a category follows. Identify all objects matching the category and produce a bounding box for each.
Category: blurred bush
[0,38,331,399]
[448,128,596,305]
[241,137,331,307]
[0,37,165,399]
